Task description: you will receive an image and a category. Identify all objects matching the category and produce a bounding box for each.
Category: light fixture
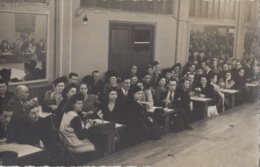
[82,15,88,25]
[75,8,88,25]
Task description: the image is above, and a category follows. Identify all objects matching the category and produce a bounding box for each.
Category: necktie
[170,93,173,103]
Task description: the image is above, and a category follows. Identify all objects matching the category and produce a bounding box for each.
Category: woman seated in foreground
[126,85,162,141]
[78,82,99,119]
[59,93,103,164]
[8,98,52,148]
[99,87,124,124]
[195,75,218,118]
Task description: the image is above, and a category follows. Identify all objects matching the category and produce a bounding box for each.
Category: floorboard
[87,102,259,166]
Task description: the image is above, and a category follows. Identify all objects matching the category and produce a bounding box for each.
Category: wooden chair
[125,113,149,146]
[50,116,80,166]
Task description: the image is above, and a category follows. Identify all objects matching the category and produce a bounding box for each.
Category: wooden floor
[87,102,259,166]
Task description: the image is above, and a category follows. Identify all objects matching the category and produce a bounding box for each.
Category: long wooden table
[147,106,176,134]
[219,89,239,108]
[0,143,44,165]
[92,119,126,155]
[190,96,214,118]
[246,83,259,100]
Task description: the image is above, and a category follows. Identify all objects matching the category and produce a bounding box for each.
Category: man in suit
[159,79,193,130]
[68,72,79,84]
[0,104,18,165]
[87,70,105,103]
[117,76,131,108]
[204,62,215,78]
[159,78,177,108]
[8,85,29,122]
[0,79,14,107]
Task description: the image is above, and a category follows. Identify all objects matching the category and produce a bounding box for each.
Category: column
[55,0,73,76]
[175,0,190,65]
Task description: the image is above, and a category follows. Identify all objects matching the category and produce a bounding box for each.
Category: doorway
[109,22,154,76]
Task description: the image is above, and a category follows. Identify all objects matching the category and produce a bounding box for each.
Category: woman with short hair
[59,93,102,164]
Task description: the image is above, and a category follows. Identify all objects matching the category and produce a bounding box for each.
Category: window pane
[134,44,150,52]
[135,30,150,42]
[81,0,174,14]
[81,0,95,7]
[145,0,154,13]
[164,0,172,14]
[111,29,129,54]
[96,0,109,8]
[133,0,146,12]
[109,0,122,9]
[122,0,133,11]
[154,0,164,13]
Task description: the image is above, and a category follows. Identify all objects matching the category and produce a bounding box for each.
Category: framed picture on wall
[0,11,48,83]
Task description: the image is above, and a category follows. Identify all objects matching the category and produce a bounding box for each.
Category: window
[189,0,238,20]
[134,29,151,52]
[81,0,174,15]
[0,0,46,2]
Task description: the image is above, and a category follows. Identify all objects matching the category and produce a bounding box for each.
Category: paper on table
[38,106,52,118]
[0,143,43,158]
[147,106,163,112]
[93,119,123,128]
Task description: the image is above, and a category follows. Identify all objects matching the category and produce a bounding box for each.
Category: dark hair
[167,78,177,84]
[128,85,142,101]
[52,76,67,86]
[61,83,78,99]
[181,78,190,85]
[198,75,210,85]
[78,82,88,89]
[0,78,8,87]
[92,70,99,76]
[172,63,181,71]
[237,67,245,73]
[0,104,13,116]
[69,72,78,79]
[105,70,118,81]
[121,75,131,83]
[164,68,172,74]
[151,61,159,67]
[208,72,217,80]
[63,93,85,113]
[142,73,151,78]
[104,87,118,103]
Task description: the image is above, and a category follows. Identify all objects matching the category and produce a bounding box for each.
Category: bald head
[16,85,29,102]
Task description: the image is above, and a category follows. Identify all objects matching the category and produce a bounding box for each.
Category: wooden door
[109,23,154,77]
[131,25,154,75]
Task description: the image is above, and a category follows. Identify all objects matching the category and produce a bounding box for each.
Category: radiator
[29,84,53,105]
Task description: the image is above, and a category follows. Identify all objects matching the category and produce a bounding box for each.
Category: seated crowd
[0,51,259,165]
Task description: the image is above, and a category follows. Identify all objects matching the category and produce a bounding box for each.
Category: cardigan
[59,111,95,153]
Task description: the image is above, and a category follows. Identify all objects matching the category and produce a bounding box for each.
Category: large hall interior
[0,0,259,166]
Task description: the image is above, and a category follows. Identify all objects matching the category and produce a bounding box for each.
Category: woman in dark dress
[0,79,14,107]
[8,98,52,148]
[234,68,250,103]
[126,85,161,142]
[79,82,98,119]
[195,75,218,118]
[99,87,123,123]
[55,83,78,129]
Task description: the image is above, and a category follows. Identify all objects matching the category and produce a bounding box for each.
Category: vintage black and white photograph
[0,0,259,166]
